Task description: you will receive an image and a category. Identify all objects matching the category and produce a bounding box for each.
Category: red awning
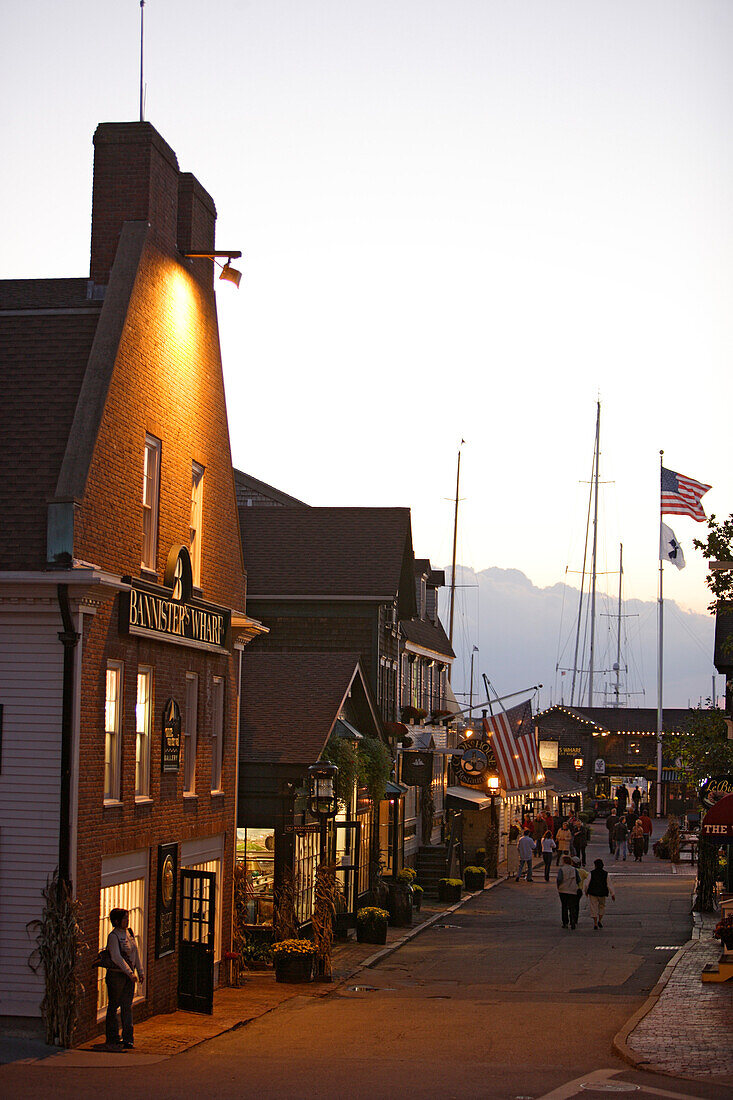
[701,792,733,840]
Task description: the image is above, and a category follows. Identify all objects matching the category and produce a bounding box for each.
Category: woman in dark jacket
[584,858,615,929]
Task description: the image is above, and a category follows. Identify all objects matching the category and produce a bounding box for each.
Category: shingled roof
[233,468,307,508]
[400,617,454,659]
[240,506,417,615]
[0,281,102,568]
[536,705,692,734]
[240,651,376,764]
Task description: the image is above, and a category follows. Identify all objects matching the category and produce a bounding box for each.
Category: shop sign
[401,751,434,787]
[120,546,231,654]
[155,843,178,958]
[161,699,182,773]
[559,746,583,755]
[699,775,733,809]
[451,736,497,788]
[594,758,606,774]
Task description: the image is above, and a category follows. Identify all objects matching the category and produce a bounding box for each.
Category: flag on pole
[483,700,544,791]
[661,466,711,522]
[660,523,685,570]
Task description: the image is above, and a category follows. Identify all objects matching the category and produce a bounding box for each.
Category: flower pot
[274,954,314,983]
[413,893,422,913]
[438,882,462,903]
[387,882,413,928]
[356,922,388,945]
[720,933,733,952]
[465,870,486,892]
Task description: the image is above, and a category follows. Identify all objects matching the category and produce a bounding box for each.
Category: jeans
[543,852,554,881]
[643,834,650,854]
[516,858,533,881]
[608,834,615,853]
[560,892,580,928]
[575,845,587,867]
[615,840,627,860]
[105,970,135,1045]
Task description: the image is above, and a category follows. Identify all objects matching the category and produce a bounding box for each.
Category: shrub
[396,868,416,884]
[357,907,389,924]
[439,878,464,888]
[464,866,485,875]
[271,938,316,958]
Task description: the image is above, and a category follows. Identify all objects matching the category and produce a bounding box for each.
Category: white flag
[660,523,685,570]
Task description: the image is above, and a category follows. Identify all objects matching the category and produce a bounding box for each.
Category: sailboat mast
[588,401,600,706]
[614,542,623,706]
[448,444,462,682]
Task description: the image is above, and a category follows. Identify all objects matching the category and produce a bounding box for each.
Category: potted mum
[411,883,424,912]
[713,914,733,952]
[271,938,316,983]
[356,907,389,945]
[464,865,486,892]
[387,869,414,928]
[438,877,463,903]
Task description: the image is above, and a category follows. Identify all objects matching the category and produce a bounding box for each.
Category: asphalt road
[1,834,719,1100]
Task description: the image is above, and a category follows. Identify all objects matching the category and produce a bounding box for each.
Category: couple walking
[556,856,615,930]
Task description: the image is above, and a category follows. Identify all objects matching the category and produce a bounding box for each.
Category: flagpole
[656,450,664,817]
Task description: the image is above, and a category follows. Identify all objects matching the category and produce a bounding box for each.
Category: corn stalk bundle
[312,863,338,980]
[274,865,298,943]
[27,870,85,1048]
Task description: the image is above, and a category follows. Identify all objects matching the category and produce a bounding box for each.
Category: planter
[356,922,388,945]
[387,882,413,928]
[719,934,733,952]
[438,881,462,903]
[464,870,486,892]
[413,892,422,913]
[274,955,314,984]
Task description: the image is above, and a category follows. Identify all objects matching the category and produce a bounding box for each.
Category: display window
[97,875,146,1014]
[236,827,275,926]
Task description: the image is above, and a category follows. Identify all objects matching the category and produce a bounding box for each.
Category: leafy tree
[693,513,733,612]
[666,706,733,789]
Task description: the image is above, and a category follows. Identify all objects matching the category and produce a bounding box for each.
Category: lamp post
[308,763,339,861]
[486,775,501,878]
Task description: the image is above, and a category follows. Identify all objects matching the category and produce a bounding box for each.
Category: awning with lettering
[701,793,733,841]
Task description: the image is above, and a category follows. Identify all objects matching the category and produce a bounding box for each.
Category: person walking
[616,784,628,817]
[105,907,145,1050]
[639,809,653,855]
[516,829,536,882]
[541,830,557,881]
[632,785,642,813]
[555,821,573,866]
[552,810,562,838]
[507,817,521,877]
[556,856,581,929]
[605,810,618,855]
[573,820,589,867]
[613,816,628,861]
[533,814,546,858]
[630,821,645,862]
[584,858,615,929]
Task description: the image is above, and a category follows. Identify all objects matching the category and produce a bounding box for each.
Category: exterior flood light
[182,250,243,289]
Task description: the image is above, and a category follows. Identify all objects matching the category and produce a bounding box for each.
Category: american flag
[483,700,545,792]
[661,466,711,523]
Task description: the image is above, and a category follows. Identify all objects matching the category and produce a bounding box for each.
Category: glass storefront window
[98,878,145,1013]
[236,828,275,926]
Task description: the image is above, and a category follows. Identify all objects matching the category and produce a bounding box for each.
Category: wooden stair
[416,845,449,897]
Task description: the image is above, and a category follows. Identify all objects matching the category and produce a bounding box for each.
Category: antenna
[139,0,146,122]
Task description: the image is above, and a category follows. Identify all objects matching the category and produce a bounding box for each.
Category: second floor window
[190,462,204,587]
[135,667,152,797]
[141,435,161,571]
[104,662,123,801]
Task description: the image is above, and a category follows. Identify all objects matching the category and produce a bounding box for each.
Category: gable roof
[400,616,454,659]
[535,704,693,735]
[0,281,103,568]
[233,467,307,508]
[239,651,380,764]
[240,506,417,615]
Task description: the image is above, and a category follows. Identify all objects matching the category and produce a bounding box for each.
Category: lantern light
[307,763,338,819]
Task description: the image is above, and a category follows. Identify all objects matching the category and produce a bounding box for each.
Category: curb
[350,875,506,975]
[611,939,692,1076]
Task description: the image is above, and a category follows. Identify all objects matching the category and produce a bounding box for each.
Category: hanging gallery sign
[161,699,182,773]
[155,843,178,958]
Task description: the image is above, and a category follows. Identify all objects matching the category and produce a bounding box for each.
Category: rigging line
[665,600,714,659]
[570,428,596,706]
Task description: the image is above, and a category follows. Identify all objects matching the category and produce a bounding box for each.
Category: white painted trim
[100,848,149,888]
[404,641,454,663]
[181,833,224,866]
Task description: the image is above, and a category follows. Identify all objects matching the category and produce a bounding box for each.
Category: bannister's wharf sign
[120,565,231,654]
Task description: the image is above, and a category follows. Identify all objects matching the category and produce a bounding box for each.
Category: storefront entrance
[334,820,361,929]
[178,869,216,1014]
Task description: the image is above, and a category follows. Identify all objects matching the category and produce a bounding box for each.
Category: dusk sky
[4,1,732,635]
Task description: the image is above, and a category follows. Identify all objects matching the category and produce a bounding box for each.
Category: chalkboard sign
[161,698,182,773]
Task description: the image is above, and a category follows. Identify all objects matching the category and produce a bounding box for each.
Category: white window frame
[190,461,204,588]
[104,661,123,803]
[181,834,224,966]
[135,666,153,799]
[184,672,198,796]
[211,676,224,793]
[141,434,161,572]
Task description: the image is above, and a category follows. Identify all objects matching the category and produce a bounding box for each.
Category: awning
[446,785,492,811]
[701,793,733,840]
[661,769,680,782]
[543,769,585,795]
[333,718,364,741]
[385,780,408,798]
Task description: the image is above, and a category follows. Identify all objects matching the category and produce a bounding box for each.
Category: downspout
[57,584,80,892]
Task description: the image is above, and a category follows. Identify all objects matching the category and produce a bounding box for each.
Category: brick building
[0,122,262,1041]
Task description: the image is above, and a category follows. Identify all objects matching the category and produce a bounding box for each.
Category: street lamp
[308,763,339,819]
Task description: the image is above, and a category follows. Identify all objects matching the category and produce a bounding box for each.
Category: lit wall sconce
[574,757,584,771]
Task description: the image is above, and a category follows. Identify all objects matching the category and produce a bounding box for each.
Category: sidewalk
[615,908,733,1086]
[9,876,505,1068]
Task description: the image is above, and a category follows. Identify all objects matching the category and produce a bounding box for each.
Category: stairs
[701,951,733,983]
[416,845,449,897]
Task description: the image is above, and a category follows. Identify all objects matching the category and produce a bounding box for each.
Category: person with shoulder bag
[104,907,145,1050]
[556,856,580,930]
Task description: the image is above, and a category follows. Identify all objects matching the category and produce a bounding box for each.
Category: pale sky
[4,1,732,622]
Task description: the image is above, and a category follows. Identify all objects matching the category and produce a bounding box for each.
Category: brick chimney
[90,122,181,285]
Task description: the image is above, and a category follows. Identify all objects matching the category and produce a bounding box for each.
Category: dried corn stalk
[27,871,85,1048]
